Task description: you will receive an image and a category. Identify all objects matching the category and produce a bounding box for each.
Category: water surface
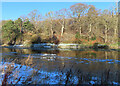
[1,47,120,84]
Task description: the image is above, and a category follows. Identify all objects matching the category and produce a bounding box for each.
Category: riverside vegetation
[0,3,119,49]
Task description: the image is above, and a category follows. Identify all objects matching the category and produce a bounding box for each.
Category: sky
[1,0,119,2]
[2,2,117,20]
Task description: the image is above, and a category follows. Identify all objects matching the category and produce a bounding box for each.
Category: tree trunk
[79,26,81,36]
[61,21,65,37]
[51,27,53,37]
[61,25,64,37]
[20,25,21,33]
[114,25,117,37]
[50,22,53,37]
[89,24,91,33]
[89,24,92,39]
[105,25,108,43]
[113,25,118,43]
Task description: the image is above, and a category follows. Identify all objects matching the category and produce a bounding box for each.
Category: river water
[0,47,120,85]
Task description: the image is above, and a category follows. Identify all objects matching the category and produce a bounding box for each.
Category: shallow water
[0,47,120,84]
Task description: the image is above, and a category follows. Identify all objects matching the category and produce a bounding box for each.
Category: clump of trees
[1,3,119,46]
[2,19,34,45]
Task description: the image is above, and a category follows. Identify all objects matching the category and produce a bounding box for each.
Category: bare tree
[55,8,69,37]
[86,5,99,40]
[28,9,42,34]
[46,11,55,37]
[70,3,88,35]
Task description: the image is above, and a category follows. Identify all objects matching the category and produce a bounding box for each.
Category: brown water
[1,47,120,84]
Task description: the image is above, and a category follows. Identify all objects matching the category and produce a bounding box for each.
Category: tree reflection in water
[1,47,120,85]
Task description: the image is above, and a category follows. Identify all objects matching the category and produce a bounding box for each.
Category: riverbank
[1,43,119,51]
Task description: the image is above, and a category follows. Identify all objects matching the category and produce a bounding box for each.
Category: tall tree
[28,9,42,33]
[70,3,88,35]
[112,3,118,38]
[100,9,112,43]
[15,18,22,33]
[86,5,99,40]
[56,8,68,36]
[46,11,55,37]
[2,20,19,44]
[23,20,34,32]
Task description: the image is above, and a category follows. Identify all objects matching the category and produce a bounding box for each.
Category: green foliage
[118,42,120,46]
[91,36,96,40]
[2,20,19,41]
[75,32,80,39]
[2,19,36,45]
[15,18,22,32]
[23,20,34,31]
[75,32,82,44]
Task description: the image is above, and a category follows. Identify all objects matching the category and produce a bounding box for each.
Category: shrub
[91,36,96,40]
[30,34,41,44]
[75,32,80,39]
[75,32,82,44]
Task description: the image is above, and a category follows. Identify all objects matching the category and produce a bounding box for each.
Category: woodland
[1,3,119,48]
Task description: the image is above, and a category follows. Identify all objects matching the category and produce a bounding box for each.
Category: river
[0,47,120,85]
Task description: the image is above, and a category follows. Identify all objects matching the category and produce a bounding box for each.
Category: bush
[30,34,41,44]
[75,39,82,44]
[75,32,82,44]
[93,43,109,49]
[91,36,96,40]
[75,32,80,39]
